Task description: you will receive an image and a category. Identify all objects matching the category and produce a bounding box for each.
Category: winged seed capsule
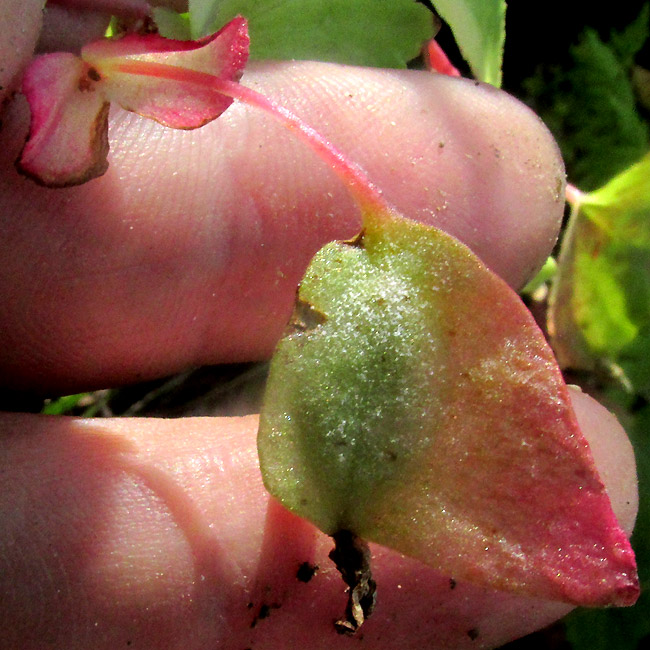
[258,207,638,632]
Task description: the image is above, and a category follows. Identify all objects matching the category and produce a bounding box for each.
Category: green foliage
[525,6,649,191]
[41,392,111,416]
[156,0,507,81]
[431,0,506,86]
[41,393,88,415]
[520,256,557,296]
[515,8,650,649]
[184,0,432,68]
[565,405,650,650]
[150,8,192,40]
[549,153,650,399]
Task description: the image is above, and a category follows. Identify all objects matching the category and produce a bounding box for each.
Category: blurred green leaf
[549,153,650,398]
[41,391,112,416]
[524,6,649,190]
[42,393,89,415]
[152,8,192,40]
[584,153,650,246]
[565,405,650,650]
[520,255,557,296]
[431,0,505,86]
[186,0,219,38]
[187,0,432,68]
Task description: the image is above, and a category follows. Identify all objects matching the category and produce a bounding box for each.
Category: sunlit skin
[0,3,639,648]
[1,61,567,390]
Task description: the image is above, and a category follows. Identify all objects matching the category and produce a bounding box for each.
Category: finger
[0,396,635,650]
[567,386,638,535]
[0,0,44,106]
[37,4,112,54]
[46,0,187,14]
[0,63,565,391]
[37,0,190,53]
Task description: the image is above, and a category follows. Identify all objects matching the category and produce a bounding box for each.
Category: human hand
[0,5,639,649]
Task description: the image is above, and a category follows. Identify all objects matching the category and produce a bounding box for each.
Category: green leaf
[41,391,112,416]
[152,8,192,41]
[188,0,433,68]
[565,405,650,650]
[187,0,220,40]
[104,16,120,38]
[549,153,650,398]
[42,393,89,415]
[524,6,649,190]
[520,255,557,296]
[583,151,650,246]
[431,0,505,86]
[258,207,638,606]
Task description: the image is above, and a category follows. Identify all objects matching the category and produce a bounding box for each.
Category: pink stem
[115,60,391,218]
[424,40,461,77]
[565,183,584,207]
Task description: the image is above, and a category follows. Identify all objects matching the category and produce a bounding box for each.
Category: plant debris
[328,530,376,635]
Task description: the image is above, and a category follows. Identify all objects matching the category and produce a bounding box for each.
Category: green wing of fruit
[258,207,638,607]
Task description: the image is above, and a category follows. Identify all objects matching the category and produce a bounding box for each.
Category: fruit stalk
[113,60,390,218]
[113,57,387,632]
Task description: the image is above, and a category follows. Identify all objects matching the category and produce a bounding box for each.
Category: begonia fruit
[17,16,248,186]
[258,201,639,632]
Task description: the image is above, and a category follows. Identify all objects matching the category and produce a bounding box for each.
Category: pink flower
[17,17,249,187]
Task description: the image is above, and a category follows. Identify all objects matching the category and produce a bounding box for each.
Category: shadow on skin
[0,409,628,649]
[0,414,242,648]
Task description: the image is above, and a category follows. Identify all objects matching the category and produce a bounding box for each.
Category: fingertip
[37,4,111,54]
[567,386,639,535]
[256,64,566,287]
[0,413,573,649]
[0,0,44,107]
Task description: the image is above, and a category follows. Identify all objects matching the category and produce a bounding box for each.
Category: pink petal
[82,17,249,128]
[17,53,110,187]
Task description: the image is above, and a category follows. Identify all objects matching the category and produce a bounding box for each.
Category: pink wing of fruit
[17,17,249,187]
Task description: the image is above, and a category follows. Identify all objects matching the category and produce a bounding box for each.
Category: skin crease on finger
[0,388,637,650]
[0,62,565,392]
